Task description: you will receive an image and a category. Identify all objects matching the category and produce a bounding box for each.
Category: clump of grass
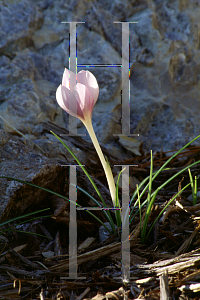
[0,208,52,239]
[1,133,200,242]
[188,168,199,205]
[129,135,200,243]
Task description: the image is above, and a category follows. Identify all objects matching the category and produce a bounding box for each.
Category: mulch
[1,133,200,299]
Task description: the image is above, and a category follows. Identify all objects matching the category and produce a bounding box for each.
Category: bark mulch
[1,131,200,299]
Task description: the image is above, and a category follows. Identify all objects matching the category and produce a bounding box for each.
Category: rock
[32,25,61,50]
[114,173,142,194]
[169,52,187,82]
[1,0,200,219]
[0,121,121,221]
[0,129,65,222]
[0,0,43,57]
[99,222,117,242]
[118,136,142,156]
[188,191,200,203]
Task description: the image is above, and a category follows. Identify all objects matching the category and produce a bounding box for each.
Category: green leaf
[0,176,112,234]
[50,130,116,234]
[130,134,200,222]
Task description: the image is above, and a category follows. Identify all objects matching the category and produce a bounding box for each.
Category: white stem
[84,119,116,206]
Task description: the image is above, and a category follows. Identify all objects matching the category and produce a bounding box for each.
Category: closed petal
[76,83,94,120]
[77,70,99,105]
[76,83,93,120]
[56,85,85,120]
[62,68,76,91]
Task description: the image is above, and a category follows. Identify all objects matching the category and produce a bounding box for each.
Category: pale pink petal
[76,83,94,120]
[77,70,99,105]
[56,85,84,120]
[62,68,76,91]
[57,68,99,124]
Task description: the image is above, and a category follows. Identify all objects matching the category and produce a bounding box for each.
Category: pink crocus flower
[56,68,116,207]
[56,68,99,126]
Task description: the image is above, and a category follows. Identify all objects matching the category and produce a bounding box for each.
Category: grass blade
[141,188,159,243]
[50,130,115,233]
[130,159,200,223]
[136,184,142,233]
[147,150,153,206]
[130,135,200,219]
[188,168,194,204]
[66,181,115,232]
[194,176,198,205]
[0,208,50,227]
[145,182,191,241]
[115,168,126,228]
[0,176,112,234]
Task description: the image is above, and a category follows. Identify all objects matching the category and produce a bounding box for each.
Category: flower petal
[57,69,99,124]
[76,83,93,120]
[62,68,76,91]
[77,70,99,105]
[56,85,85,121]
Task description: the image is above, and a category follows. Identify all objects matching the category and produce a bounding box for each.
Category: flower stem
[84,119,116,206]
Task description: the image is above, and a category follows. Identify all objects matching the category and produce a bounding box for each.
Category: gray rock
[0,0,200,219]
[0,0,43,57]
[99,222,117,242]
[0,129,65,222]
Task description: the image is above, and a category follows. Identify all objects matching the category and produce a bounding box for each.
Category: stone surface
[0,0,200,218]
[118,136,142,156]
[99,222,117,242]
[0,129,65,222]
[0,127,119,223]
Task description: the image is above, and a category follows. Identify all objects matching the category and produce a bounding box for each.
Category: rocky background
[0,0,200,218]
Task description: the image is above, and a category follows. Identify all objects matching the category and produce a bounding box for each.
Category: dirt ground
[1,145,200,299]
